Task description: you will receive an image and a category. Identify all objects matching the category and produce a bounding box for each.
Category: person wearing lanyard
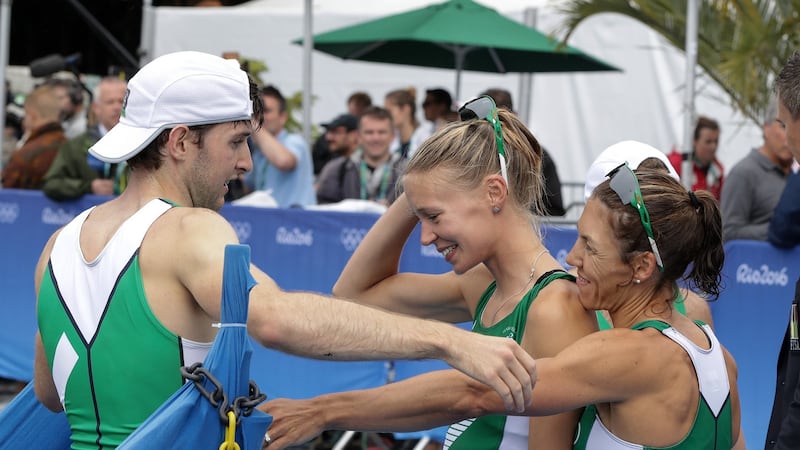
[356,106,405,205]
[315,106,406,206]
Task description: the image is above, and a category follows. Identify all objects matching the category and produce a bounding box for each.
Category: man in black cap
[323,114,359,159]
[312,114,357,176]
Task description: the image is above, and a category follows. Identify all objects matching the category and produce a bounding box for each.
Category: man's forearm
[249,287,450,361]
[251,128,296,171]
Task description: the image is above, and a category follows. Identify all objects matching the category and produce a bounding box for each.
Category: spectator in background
[422,88,453,132]
[321,113,359,161]
[42,76,128,201]
[312,91,373,176]
[668,115,724,200]
[245,84,316,208]
[42,76,86,139]
[481,87,565,216]
[347,91,373,117]
[384,87,431,159]
[316,106,404,206]
[1,84,66,189]
[766,50,800,450]
[721,95,793,242]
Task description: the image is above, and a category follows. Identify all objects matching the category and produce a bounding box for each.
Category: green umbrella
[294,0,619,99]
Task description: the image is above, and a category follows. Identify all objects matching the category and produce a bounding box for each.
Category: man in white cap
[582,140,714,328]
[31,51,536,448]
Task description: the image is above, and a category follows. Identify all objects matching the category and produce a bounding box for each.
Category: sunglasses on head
[458,95,508,191]
[606,162,664,272]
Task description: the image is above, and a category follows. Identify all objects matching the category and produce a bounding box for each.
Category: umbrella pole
[681,0,698,190]
[0,0,11,178]
[302,0,313,146]
[454,47,466,102]
[517,7,538,125]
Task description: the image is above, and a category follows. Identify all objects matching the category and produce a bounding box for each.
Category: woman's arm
[333,193,480,322]
[522,280,598,450]
[261,370,492,450]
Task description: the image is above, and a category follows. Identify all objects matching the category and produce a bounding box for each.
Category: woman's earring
[492,206,501,214]
[633,279,641,284]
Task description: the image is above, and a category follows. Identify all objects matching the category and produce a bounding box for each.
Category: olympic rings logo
[0,202,19,224]
[339,228,368,252]
[230,221,252,243]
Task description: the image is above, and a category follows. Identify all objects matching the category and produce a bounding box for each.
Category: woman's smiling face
[403,171,495,275]
[566,197,636,311]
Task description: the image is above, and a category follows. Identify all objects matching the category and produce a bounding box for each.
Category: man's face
[422,95,444,122]
[325,126,358,155]
[692,127,719,166]
[51,86,74,121]
[358,115,394,160]
[778,100,800,163]
[763,118,794,170]
[261,95,287,135]
[186,122,253,211]
[93,82,127,131]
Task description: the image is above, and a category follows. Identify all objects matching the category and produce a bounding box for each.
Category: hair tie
[688,191,701,210]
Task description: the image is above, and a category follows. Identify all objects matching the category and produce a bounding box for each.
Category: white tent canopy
[151,1,759,190]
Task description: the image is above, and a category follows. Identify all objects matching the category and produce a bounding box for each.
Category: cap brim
[89,122,163,164]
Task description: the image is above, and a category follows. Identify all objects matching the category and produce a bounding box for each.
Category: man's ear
[166,126,191,161]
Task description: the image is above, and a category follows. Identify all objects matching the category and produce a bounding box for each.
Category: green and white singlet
[37,198,213,449]
[444,270,574,450]
[573,320,733,450]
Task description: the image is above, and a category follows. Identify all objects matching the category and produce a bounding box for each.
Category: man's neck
[759,145,793,174]
[398,121,415,142]
[362,150,391,167]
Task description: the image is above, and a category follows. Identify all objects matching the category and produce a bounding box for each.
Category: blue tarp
[0,382,71,449]
[119,244,272,449]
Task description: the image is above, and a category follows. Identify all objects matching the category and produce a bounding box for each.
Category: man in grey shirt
[721,96,794,241]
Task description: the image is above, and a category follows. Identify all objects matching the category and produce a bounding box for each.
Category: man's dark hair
[359,106,394,128]
[347,91,372,112]
[425,88,452,109]
[259,84,287,113]
[777,51,800,120]
[693,116,720,140]
[481,88,513,111]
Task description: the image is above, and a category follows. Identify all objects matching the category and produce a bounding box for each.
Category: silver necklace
[489,248,549,324]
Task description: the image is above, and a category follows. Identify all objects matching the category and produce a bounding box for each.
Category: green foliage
[555,0,800,125]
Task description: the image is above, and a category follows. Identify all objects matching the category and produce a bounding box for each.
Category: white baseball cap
[89,51,253,163]
[583,140,679,202]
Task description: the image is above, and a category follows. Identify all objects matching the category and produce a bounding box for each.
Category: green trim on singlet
[444,270,575,450]
[573,320,732,450]
[596,286,688,330]
[38,254,186,449]
[159,197,181,207]
[37,199,191,449]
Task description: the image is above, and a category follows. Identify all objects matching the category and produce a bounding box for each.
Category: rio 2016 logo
[275,227,313,246]
[736,263,789,286]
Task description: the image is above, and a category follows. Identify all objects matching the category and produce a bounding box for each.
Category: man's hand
[445,331,537,413]
[259,398,324,450]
